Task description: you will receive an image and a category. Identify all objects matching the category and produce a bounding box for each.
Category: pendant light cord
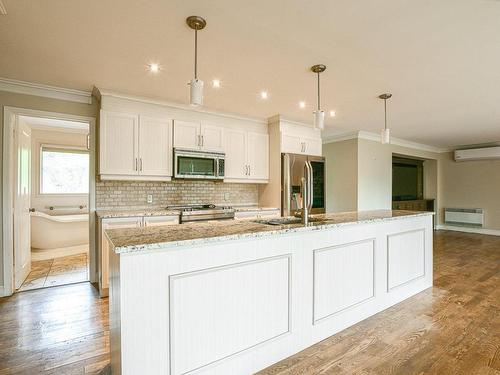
[317,72,321,111]
[194,28,198,79]
[384,98,387,131]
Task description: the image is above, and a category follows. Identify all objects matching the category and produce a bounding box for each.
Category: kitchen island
[106,210,434,375]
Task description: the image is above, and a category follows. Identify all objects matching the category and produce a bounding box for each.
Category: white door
[139,117,172,177]
[100,217,142,294]
[247,132,269,180]
[200,124,224,152]
[100,111,138,175]
[14,122,32,289]
[173,120,200,150]
[281,133,303,154]
[143,215,179,227]
[303,137,323,156]
[224,129,248,179]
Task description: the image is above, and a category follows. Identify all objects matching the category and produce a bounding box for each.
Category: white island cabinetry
[107,211,433,375]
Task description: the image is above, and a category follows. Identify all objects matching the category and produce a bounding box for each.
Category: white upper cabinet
[280,123,322,156]
[173,120,200,150]
[224,129,269,182]
[139,117,172,177]
[225,129,247,179]
[100,111,138,176]
[99,110,173,180]
[173,120,224,152]
[247,132,269,180]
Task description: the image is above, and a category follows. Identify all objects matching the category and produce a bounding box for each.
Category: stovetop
[167,204,234,213]
[166,204,235,222]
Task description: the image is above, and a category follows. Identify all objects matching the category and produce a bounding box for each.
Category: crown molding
[323,130,451,153]
[95,87,267,125]
[0,77,92,104]
[0,1,6,15]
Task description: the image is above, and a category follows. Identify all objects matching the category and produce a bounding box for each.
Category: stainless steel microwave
[174,148,225,180]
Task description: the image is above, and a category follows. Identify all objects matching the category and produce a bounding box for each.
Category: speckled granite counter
[96,209,180,219]
[233,206,280,212]
[105,210,433,254]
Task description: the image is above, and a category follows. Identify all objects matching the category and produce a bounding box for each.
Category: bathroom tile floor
[19,253,89,291]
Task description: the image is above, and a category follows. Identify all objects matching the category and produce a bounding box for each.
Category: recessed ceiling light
[299,101,306,109]
[148,63,160,73]
[260,91,269,100]
[330,110,336,117]
[212,79,221,88]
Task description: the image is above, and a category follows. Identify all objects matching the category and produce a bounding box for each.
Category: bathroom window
[40,147,89,194]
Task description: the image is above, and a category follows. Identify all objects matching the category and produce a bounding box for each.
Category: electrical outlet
[224,192,230,202]
[147,194,153,204]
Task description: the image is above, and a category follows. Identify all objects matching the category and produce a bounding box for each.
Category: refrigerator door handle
[306,161,313,211]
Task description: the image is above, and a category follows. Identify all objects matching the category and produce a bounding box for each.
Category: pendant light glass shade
[313,110,325,130]
[381,128,391,144]
[189,78,204,106]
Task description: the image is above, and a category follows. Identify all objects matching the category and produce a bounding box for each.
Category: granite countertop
[96,209,180,219]
[105,210,433,254]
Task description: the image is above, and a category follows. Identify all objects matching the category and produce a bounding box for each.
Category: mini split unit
[454,146,500,162]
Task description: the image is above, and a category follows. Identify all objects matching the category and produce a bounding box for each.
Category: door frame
[2,106,97,296]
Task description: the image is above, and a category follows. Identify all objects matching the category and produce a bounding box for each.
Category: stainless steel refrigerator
[281,153,326,217]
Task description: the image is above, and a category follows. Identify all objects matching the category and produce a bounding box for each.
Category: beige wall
[323,139,358,212]
[440,152,500,230]
[0,90,97,289]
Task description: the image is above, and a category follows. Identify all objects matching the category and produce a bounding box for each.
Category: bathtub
[31,211,89,250]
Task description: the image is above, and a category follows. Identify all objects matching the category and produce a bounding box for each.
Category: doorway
[2,108,96,296]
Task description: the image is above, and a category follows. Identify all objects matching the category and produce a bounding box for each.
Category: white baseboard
[436,225,500,236]
[0,286,6,297]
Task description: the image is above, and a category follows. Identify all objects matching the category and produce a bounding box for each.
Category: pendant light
[379,93,392,144]
[311,64,326,130]
[186,16,206,106]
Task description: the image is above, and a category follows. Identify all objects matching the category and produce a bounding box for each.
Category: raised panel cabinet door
[303,137,322,156]
[247,132,269,180]
[224,129,248,179]
[200,123,224,152]
[138,117,172,176]
[100,217,142,292]
[281,133,303,154]
[100,111,138,175]
[173,120,200,150]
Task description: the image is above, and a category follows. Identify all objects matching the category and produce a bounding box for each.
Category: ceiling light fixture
[148,63,160,73]
[329,110,336,117]
[311,64,326,130]
[212,79,221,88]
[299,101,306,109]
[186,16,207,106]
[379,93,392,144]
[260,91,269,100]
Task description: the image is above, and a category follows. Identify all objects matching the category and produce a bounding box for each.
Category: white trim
[2,107,97,296]
[0,0,7,15]
[322,130,451,154]
[96,88,267,125]
[267,114,313,129]
[0,77,92,104]
[436,225,500,236]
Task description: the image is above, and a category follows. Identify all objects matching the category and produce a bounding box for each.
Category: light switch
[147,194,153,204]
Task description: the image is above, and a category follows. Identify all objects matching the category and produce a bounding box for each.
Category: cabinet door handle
[201,135,204,147]
[140,158,143,172]
[135,158,138,171]
[248,165,251,176]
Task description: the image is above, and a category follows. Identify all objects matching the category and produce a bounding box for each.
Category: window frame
[38,143,90,197]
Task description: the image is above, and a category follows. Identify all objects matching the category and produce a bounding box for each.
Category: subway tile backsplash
[96,180,259,209]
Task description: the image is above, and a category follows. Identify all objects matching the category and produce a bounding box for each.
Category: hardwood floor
[0,230,498,374]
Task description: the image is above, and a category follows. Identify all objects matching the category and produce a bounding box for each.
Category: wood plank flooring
[0,230,498,374]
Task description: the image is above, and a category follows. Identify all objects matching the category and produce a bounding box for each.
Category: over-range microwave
[174,148,225,180]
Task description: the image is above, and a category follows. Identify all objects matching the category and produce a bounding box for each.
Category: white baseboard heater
[444,208,484,228]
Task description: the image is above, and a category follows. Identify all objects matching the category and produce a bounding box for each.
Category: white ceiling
[1,0,500,148]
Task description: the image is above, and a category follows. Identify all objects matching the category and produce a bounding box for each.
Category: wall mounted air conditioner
[454,146,500,162]
[444,208,484,228]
